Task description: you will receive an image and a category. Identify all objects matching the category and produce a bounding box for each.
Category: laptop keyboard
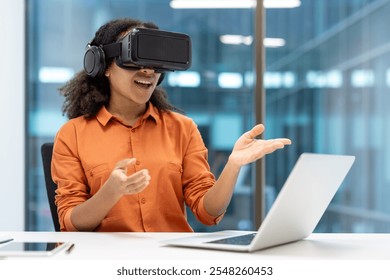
[206,233,256,245]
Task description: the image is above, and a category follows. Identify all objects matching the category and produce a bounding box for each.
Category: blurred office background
[2,0,389,232]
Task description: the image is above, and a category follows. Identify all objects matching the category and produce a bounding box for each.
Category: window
[27,0,388,233]
[26,0,256,231]
[265,0,390,232]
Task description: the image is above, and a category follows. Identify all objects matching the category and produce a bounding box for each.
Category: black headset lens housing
[83,27,191,84]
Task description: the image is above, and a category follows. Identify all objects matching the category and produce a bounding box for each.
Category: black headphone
[83,44,165,85]
[83,45,106,78]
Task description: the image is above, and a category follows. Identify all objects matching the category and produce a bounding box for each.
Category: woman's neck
[107,100,147,126]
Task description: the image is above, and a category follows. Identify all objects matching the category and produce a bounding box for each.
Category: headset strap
[103,42,121,58]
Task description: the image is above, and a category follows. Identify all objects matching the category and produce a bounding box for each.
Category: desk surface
[1,231,390,260]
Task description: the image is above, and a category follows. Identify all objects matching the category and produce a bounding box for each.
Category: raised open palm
[229,124,291,166]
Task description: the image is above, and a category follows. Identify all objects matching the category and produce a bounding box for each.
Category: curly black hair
[60,18,179,119]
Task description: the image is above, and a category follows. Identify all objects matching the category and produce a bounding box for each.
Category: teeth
[135,80,152,85]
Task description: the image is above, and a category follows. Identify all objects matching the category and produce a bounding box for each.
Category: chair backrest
[41,142,61,231]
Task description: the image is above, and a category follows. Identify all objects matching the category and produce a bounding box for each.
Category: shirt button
[141,198,146,204]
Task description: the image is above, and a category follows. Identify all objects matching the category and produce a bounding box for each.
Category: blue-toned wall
[0,0,25,230]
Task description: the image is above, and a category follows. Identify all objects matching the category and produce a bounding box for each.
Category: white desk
[1,232,390,280]
[1,231,389,260]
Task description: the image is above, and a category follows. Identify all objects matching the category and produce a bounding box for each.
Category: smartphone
[0,241,69,257]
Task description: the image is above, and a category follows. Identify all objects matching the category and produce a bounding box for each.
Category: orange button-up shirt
[52,103,223,232]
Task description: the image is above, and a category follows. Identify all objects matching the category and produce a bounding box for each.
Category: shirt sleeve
[182,121,225,225]
[51,121,90,231]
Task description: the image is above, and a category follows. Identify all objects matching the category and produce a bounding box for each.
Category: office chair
[41,142,61,232]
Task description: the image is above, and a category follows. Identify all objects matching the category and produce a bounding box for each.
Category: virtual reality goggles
[84,28,192,83]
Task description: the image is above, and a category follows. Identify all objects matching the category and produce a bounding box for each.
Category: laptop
[161,153,355,252]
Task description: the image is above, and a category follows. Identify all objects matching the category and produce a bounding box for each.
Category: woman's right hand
[69,158,150,231]
[103,158,151,198]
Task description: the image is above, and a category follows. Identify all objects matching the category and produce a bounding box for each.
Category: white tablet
[0,241,70,257]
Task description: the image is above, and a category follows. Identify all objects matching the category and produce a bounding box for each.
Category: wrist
[226,156,241,171]
[100,181,123,202]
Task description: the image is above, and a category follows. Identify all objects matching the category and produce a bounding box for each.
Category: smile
[134,79,152,89]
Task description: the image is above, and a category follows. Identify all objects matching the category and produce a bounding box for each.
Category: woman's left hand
[228,124,291,167]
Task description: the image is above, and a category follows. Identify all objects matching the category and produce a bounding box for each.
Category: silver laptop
[161,153,355,252]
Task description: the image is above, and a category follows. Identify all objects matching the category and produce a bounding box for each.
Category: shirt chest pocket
[165,162,183,188]
[86,163,110,194]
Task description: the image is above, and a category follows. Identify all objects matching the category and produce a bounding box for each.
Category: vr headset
[83,28,192,85]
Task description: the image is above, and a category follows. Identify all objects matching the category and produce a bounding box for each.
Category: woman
[52,18,291,232]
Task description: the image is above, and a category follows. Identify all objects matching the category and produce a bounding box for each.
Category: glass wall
[25,0,256,231]
[27,0,390,233]
[265,0,390,232]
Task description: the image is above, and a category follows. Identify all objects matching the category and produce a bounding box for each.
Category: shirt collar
[96,102,160,127]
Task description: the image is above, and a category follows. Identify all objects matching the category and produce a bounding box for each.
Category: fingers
[124,169,151,194]
[244,124,265,139]
[125,180,149,194]
[271,138,292,145]
[115,158,136,170]
[260,139,291,155]
[244,123,292,145]
[126,169,150,185]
